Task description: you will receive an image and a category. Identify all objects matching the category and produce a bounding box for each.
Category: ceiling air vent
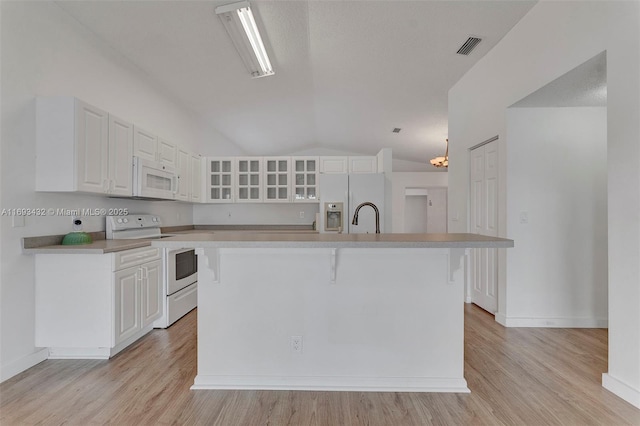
[392,128,401,133]
[456,37,482,55]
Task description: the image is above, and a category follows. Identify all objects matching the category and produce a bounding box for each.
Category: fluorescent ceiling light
[215,1,274,78]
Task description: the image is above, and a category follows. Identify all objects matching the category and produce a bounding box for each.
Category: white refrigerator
[319,173,386,234]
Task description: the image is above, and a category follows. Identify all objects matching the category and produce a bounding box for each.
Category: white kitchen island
[153,233,513,393]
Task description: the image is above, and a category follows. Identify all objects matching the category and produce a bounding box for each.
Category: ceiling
[56,0,536,168]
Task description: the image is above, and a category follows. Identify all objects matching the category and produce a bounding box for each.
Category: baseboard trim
[0,348,49,383]
[603,373,640,408]
[497,316,607,328]
[48,324,154,359]
[191,375,470,393]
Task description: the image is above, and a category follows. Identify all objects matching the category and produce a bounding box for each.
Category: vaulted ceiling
[57,0,536,169]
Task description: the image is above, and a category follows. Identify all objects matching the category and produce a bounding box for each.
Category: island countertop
[151,232,514,249]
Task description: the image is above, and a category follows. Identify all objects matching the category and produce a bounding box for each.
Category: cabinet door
[133,126,157,161]
[320,156,348,174]
[191,155,202,203]
[236,157,262,202]
[158,138,177,168]
[108,115,134,196]
[207,158,234,202]
[292,156,319,202]
[114,266,141,345]
[348,156,377,173]
[176,149,190,201]
[141,260,163,327]
[76,100,109,193]
[263,157,290,202]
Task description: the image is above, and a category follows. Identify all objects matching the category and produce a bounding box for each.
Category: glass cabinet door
[263,157,290,202]
[292,156,319,202]
[207,158,234,203]
[236,157,262,202]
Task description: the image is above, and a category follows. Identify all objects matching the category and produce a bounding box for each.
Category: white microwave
[132,156,177,200]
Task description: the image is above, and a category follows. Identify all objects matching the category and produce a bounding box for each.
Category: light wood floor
[1,304,639,425]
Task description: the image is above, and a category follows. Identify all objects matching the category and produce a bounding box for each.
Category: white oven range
[106,214,197,328]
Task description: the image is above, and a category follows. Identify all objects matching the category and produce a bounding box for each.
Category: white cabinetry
[319,156,377,174]
[177,150,203,203]
[133,128,176,167]
[36,97,133,196]
[320,156,348,174]
[292,156,319,202]
[176,149,191,201]
[263,157,290,202]
[158,138,177,167]
[236,157,262,202]
[348,156,377,173]
[207,157,234,202]
[191,155,203,203]
[35,246,162,359]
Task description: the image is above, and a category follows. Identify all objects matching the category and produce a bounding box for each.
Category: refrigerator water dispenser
[324,202,343,232]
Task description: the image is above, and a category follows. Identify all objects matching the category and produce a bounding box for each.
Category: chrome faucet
[351,202,381,234]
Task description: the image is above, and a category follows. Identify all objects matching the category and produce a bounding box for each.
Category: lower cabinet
[35,247,163,359]
[113,259,162,346]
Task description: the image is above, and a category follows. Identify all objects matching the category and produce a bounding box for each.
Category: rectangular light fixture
[215,1,274,78]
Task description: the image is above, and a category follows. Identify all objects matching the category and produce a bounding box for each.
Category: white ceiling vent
[456,37,482,55]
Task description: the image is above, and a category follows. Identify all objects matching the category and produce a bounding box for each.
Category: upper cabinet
[348,156,377,174]
[158,138,177,168]
[107,115,135,197]
[319,156,348,174]
[36,97,133,196]
[176,149,191,202]
[133,128,176,167]
[263,157,290,202]
[190,155,203,203]
[207,157,234,203]
[292,156,318,202]
[319,156,377,174]
[236,157,262,202]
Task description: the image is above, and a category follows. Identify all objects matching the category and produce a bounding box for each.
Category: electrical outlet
[291,335,303,354]
[299,211,305,219]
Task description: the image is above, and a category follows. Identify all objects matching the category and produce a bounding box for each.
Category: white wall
[392,172,448,233]
[0,1,239,381]
[193,203,319,226]
[448,1,639,407]
[504,107,607,326]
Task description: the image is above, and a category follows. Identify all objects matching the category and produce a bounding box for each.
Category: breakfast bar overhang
[153,233,513,393]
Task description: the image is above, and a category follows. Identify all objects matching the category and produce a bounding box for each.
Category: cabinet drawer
[113,247,161,271]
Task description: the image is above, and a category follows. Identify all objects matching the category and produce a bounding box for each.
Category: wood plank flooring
[1,304,639,425]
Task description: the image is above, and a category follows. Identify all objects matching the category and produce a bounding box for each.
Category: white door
[108,115,133,196]
[176,149,190,201]
[190,155,202,203]
[114,266,141,345]
[470,140,498,313]
[426,187,448,233]
[141,260,163,327]
[133,126,157,161]
[76,100,109,193]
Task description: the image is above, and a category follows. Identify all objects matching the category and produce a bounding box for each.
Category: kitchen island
[152,232,513,393]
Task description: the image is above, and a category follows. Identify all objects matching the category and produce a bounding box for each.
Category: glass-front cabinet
[263,157,290,202]
[236,157,262,202]
[207,157,234,203]
[292,156,319,202]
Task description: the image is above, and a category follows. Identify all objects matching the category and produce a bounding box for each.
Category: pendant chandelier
[430,138,449,168]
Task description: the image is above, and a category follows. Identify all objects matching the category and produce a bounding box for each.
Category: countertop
[151,232,514,249]
[22,227,318,254]
[23,238,156,254]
